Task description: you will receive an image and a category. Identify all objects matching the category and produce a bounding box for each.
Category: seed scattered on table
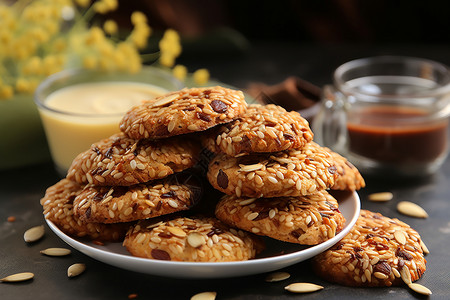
[265,271,290,282]
[128,293,138,299]
[7,216,16,222]
[397,201,428,218]
[368,192,393,202]
[40,248,71,257]
[68,263,86,278]
[408,283,432,295]
[24,225,45,243]
[190,291,217,300]
[0,272,34,283]
[284,282,324,293]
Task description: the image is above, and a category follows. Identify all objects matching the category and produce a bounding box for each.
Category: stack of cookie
[40,86,264,262]
[39,85,429,286]
[203,103,365,245]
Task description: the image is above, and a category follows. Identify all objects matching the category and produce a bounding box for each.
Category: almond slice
[167,226,187,238]
[285,283,323,293]
[265,271,290,282]
[368,192,393,202]
[1,272,34,282]
[24,225,45,243]
[68,263,86,278]
[397,201,428,218]
[40,248,72,256]
[408,283,432,295]
[187,232,206,248]
[151,94,178,107]
[190,291,217,300]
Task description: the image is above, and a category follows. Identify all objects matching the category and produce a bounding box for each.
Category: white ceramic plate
[46,191,360,279]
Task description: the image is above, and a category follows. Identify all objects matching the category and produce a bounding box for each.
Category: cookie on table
[202,104,314,157]
[120,86,247,139]
[313,210,427,287]
[40,179,129,242]
[73,174,202,224]
[207,142,337,198]
[67,133,200,186]
[123,217,264,262]
[215,190,345,245]
[327,148,365,191]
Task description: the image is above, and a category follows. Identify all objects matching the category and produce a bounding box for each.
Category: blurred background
[105,0,450,87]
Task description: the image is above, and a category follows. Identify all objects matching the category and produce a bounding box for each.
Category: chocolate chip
[290,228,305,239]
[396,247,413,260]
[211,100,228,113]
[374,261,392,275]
[207,227,224,236]
[217,169,228,189]
[151,249,171,260]
[85,206,91,219]
[283,133,295,141]
[161,191,177,199]
[158,232,172,239]
[197,112,211,122]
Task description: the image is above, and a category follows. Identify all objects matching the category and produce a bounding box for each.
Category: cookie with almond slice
[202,104,313,157]
[73,174,202,224]
[215,190,345,245]
[207,142,337,198]
[123,217,264,262]
[120,86,247,139]
[313,210,427,287]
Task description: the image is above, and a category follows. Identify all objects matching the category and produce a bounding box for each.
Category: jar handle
[311,85,348,153]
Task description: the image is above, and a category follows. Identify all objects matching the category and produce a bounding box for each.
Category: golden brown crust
[215,190,346,245]
[207,142,337,198]
[120,86,247,139]
[313,210,427,287]
[325,147,366,191]
[67,133,200,186]
[123,217,264,262]
[40,179,129,242]
[202,104,313,156]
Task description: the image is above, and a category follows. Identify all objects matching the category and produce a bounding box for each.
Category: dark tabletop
[1,42,449,300]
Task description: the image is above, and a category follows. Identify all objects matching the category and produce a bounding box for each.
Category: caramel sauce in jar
[347,106,449,166]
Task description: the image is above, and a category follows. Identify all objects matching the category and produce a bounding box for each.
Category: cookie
[119,86,247,139]
[203,104,313,156]
[207,142,337,198]
[67,133,200,186]
[215,190,345,245]
[313,210,427,287]
[73,174,202,224]
[123,217,264,262]
[40,179,129,242]
[327,148,365,191]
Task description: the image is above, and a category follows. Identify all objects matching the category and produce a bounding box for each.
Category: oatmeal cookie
[327,148,365,191]
[313,210,427,287]
[40,179,129,242]
[73,174,202,224]
[123,217,264,262]
[120,86,247,139]
[203,104,313,156]
[207,142,337,198]
[215,190,345,245]
[67,133,200,186]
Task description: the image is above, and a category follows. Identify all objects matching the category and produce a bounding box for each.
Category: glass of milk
[34,67,183,175]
